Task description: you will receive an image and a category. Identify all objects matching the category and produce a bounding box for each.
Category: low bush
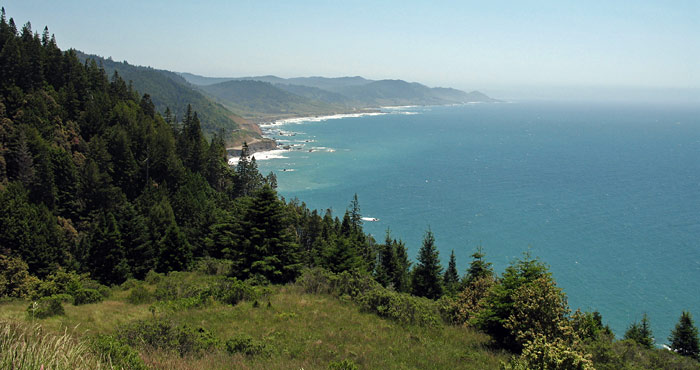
[127,285,153,305]
[27,296,65,319]
[215,277,264,305]
[297,267,336,294]
[73,288,103,305]
[194,257,232,276]
[91,334,147,370]
[151,295,214,313]
[118,318,220,356]
[225,334,271,357]
[356,287,441,327]
[120,278,140,290]
[298,268,441,327]
[0,254,40,298]
[328,358,360,370]
[144,270,163,285]
[52,293,74,304]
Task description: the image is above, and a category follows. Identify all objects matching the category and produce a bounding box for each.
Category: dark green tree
[393,239,411,293]
[411,228,443,299]
[624,313,654,349]
[234,185,300,283]
[86,211,129,284]
[157,222,192,273]
[443,250,459,295]
[465,246,493,285]
[375,229,398,288]
[669,311,699,360]
[234,142,263,197]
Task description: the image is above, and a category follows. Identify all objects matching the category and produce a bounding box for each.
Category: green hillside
[76,53,260,143]
[200,79,348,120]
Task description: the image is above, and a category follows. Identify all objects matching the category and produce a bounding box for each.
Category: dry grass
[0,319,108,369]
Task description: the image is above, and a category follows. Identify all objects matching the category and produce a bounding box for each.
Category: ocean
[255,101,700,342]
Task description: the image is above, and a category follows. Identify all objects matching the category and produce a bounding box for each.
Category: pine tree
[624,313,654,349]
[349,193,362,232]
[235,185,300,283]
[411,228,443,299]
[375,229,398,288]
[465,246,493,284]
[443,250,459,295]
[669,311,699,360]
[393,239,411,293]
[87,211,129,284]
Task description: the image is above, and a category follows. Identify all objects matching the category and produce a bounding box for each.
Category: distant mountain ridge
[180,72,499,119]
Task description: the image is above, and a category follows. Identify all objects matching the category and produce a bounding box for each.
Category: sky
[4,0,699,102]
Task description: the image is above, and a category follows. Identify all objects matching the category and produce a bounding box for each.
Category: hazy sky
[5,1,699,101]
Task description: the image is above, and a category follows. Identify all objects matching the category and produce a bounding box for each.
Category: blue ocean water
[256,102,700,342]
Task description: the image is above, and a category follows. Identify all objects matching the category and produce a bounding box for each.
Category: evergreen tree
[234,142,263,197]
[624,313,654,349]
[86,211,129,284]
[465,246,493,284]
[349,193,362,232]
[443,250,459,295]
[235,185,301,283]
[157,222,192,273]
[669,311,699,360]
[393,238,411,293]
[411,228,443,299]
[375,229,398,288]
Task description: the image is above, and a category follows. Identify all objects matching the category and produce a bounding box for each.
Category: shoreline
[234,105,426,163]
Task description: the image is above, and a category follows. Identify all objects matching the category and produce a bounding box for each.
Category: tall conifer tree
[411,228,443,299]
[669,311,700,360]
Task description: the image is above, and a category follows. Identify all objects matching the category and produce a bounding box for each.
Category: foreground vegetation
[0,267,507,369]
[0,8,698,369]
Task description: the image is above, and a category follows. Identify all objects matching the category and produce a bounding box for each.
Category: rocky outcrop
[227,138,277,157]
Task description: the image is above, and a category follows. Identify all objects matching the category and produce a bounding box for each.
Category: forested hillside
[1,10,698,369]
[75,52,261,144]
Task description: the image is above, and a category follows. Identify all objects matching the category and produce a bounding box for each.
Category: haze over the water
[6,0,698,103]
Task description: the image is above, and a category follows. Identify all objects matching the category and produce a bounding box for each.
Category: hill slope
[181,72,499,113]
[200,80,348,120]
[77,53,262,141]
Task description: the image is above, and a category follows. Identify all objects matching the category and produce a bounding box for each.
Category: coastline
[229,109,397,163]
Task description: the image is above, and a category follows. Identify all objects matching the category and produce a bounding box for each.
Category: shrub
[0,254,40,298]
[27,296,65,319]
[297,267,336,294]
[450,276,495,326]
[151,295,214,313]
[52,293,74,304]
[225,334,270,357]
[356,287,441,327]
[91,334,147,370]
[194,257,232,276]
[215,277,261,305]
[328,358,359,370]
[73,289,104,305]
[298,268,441,327]
[35,269,88,298]
[120,278,140,290]
[118,318,220,356]
[502,335,594,370]
[127,285,153,305]
[144,270,163,285]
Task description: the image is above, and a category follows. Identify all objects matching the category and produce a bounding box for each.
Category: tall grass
[0,319,107,369]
